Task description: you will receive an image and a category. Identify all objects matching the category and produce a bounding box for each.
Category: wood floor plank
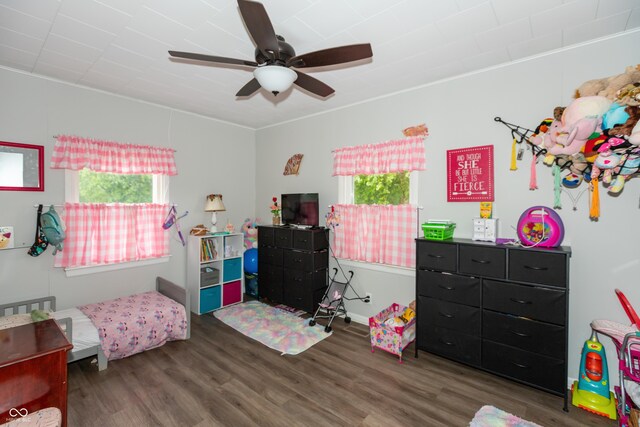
[66,309,616,427]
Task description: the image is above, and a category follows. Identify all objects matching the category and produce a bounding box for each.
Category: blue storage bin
[223,257,242,282]
[200,286,221,313]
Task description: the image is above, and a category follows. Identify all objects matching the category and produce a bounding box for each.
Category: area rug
[470,405,542,427]
[213,301,331,355]
[274,304,306,317]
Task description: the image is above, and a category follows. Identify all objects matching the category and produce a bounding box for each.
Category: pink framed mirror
[0,141,44,191]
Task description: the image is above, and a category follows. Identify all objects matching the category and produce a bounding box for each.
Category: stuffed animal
[616,82,640,107]
[608,106,640,136]
[575,65,640,101]
[242,218,259,249]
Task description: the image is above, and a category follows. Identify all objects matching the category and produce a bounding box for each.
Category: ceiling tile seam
[488,0,500,29]
[624,7,634,29]
[56,13,119,38]
[124,27,173,49]
[206,21,256,45]
[141,5,194,31]
[35,60,85,81]
[0,25,46,43]
[39,47,95,67]
[99,56,150,73]
[108,44,158,64]
[0,42,38,57]
[13,0,62,74]
[0,4,53,25]
[45,32,105,56]
[197,0,222,13]
[93,0,134,18]
[256,28,640,131]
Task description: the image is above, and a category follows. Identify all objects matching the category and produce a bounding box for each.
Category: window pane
[79,170,152,203]
[354,171,410,205]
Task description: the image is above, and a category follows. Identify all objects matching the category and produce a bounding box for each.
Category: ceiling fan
[168,0,373,98]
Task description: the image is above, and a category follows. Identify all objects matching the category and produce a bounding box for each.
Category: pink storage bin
[369,303,416,363]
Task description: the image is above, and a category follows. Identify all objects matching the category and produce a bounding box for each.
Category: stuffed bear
[242,218,259,249]
[575,65,640,101]
[608,106,640,137]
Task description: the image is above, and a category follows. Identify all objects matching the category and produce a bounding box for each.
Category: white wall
[255,31,640,385]
[0,68,255,309]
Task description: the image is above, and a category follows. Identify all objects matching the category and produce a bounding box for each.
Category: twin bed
[0,277,190,370]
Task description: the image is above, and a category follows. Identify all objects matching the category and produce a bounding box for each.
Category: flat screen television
[281,193,319,227]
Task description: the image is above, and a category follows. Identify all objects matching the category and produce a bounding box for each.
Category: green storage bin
[422,222,456,241]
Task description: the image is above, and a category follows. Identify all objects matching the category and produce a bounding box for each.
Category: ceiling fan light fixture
[253,65,297,95]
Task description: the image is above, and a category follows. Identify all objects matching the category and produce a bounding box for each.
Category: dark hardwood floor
[67,310,615,426]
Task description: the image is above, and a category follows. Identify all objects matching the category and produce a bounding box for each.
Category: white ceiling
[1,0,639,129]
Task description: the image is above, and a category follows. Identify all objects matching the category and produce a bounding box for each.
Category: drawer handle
[294,259,303,263]
[300,239,308,243]
[511,361,530,369]
[510,330,530,338]
[428,254,444,259]
[438,285,455,291]
[439,339,456,347]
[439,312,454,319]
[471,258,490,264]
[295,278,303,282]
[510,298,532,305]
[524,265,548,271]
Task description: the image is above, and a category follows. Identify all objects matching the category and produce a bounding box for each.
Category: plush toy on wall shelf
[494,64,640,220]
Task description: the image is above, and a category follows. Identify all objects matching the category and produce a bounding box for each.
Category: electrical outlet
[364,293,372,304]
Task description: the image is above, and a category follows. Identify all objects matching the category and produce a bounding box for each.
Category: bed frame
[0,276,190,371]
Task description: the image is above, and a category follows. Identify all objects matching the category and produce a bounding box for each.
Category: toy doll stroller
[591,289,640,426]
[309,268,369,333]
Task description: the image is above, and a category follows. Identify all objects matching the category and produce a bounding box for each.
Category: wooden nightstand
[0,319,73,426]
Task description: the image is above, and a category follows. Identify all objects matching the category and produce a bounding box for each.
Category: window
[52,135,177,272]
[66,170,168,204]
[332,137,426,268]
[339,171,418,205]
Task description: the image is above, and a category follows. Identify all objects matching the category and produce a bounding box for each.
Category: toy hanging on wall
[495,64,640,221]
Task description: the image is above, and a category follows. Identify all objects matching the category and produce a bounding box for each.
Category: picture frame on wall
[0,141,44,192]
[446,145,494,202]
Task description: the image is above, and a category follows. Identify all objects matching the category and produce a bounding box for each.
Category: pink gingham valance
[51,135,177,175]
[332,136,426,176]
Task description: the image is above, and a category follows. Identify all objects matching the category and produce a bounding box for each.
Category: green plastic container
[422,222,456,241]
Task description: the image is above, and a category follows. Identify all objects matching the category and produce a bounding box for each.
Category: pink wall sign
[447,145,494,202]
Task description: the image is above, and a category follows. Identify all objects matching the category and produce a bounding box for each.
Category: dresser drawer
[284,249,328,271]
[509,250,567,288]
[293,229,328,251]
[483,310,565,359]
[283,269,327,291]
[459,245,506,279]
[482,340,564,393]
[260,247,283,266]
[258,227,274,247]
[421,297,481,336]
[274,228,292,248]
[417,270,481,307]
[419,325,481,367]
[259,269,283,303]
[483,280,566,325]
[416,240,456,272]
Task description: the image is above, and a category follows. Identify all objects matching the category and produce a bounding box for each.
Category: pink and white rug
[213,301,331,355]
[470,405,542,427]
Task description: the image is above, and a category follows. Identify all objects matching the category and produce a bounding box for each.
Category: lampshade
[205,194,226,212]
[253,65,297,95]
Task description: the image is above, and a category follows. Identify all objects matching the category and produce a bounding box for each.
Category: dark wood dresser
[0,319,73,426]
[258,225,328,313]
[415,238,571,410]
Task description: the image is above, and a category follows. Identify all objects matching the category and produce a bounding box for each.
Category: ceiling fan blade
[236,78,262,97]
[294,71,334,98]
[287,44,373,68]
[169,51,257,67]
[237,0,280,59]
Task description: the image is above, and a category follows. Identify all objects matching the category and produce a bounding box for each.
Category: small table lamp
[205,194,226,233]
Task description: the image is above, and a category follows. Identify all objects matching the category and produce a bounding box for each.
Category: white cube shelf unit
[187,233,244,315]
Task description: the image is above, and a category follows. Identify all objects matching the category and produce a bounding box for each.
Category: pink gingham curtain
[332,204,416,268]
[332,136,426,176]
[51,135,177,175]
[55,203,169,268]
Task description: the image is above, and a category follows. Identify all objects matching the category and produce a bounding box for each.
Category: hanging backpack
[28,204,49,257]
[41,205,66,255]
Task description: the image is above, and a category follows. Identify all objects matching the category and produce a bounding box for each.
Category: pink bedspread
[78,291,188,361]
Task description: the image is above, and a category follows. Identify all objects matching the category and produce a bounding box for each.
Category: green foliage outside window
[354,171,410,205]
[79,170,152,203]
